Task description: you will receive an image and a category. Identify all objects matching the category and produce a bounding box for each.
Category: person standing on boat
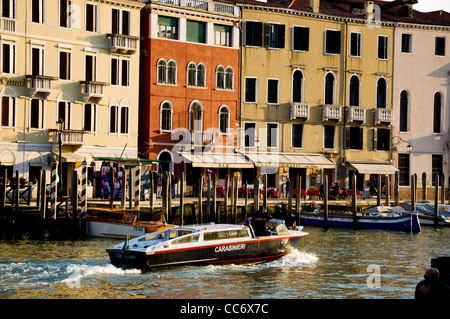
[415,268,450,300]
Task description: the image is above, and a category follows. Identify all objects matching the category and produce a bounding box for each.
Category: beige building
[0,0,144,191]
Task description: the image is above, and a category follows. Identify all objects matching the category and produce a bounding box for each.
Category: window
[214,24,231,47]
[1,96,15,127]
[112,8,130,35]
[197,64,205,87]
[31,0,44,23]
[218,105,229,134]
[324,73,335,105]
[245,77,257,103]
[58,100,71,129]
[324,125,335,149]
[266,23,285,49]
[30,99,44,129]
[374,128,390,151]
[398,154,410,186]
[292,26,309,51]
[432,155,443,186]
[376,78,387,108]
[325,30,341,54]
[31,46,44,76]
[292,124,303,148]
[86,3,97,32]
[2,0,15,19]
[433,92,442,134]
[187,62,205,88]
[2,42,15,74]
[350,32,361,57]
[401,34,412,53]
[158,16,178,39]
[109,101,129,134]
[435,37,446,56]
[244,122,256,147]
[349,75,360,106]
[158,59,177,85]
[292,70,304,103]
[186,20,205,44]
[267,79,279,104]
[225,67,233,90]
[399,90,408,132]
[84,103,96,132]
[346,127,363,150]
[85,53,96,81]
[189,101,202,132]
[216,66,233,90]
[378,36,388,60]
[111,57,129,86]
[160,101,172,132]
[109,103,118,133]
[245,21,263,47]
[59,50,71,80]
[120,104,128,134]
[267,123,278,148]
[59,0,72,28]
[157,59,167,84]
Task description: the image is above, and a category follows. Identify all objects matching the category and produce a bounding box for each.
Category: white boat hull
[86,221,147,239]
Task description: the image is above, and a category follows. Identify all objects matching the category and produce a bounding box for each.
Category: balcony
[346,106,366,124]
[108,34,139,54]
[51,129,84,146]
[374,108,393,125]
[81,81,106,101]
[0,17,15,32]
[321,104,342,122]
[27,75,55,96]
[154,0,239,17]
[290,102,310,121]
[191,131,216,146]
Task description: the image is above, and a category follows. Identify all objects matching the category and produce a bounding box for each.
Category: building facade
[0,0,144,192]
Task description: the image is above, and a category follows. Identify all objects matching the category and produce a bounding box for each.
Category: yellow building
[237,0,396,194]
[0,0,144,192]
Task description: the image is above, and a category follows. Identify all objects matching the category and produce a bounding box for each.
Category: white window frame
[243,121,257,148]
[266,78,279,105]
[324,29,340,55]
[348,74,361,107]
[111,7,131,35]
[292,68,305,103]
[29,98,44,130]
[324,71,337,105]
[84,51,97,81]
[401,33,412,54]
[30,44,45,76]
[159,100,173,133]
[111,55,130,87]
[291,123,304,149]
[266,122,279,149]
[349,32,362,58]
[377,35,389,60]
[1,40,16,75]
[58,48,72,81]
[188,100,203,132]
[31,0,45,24]
[292,25,309,52]
[0,89,16,129]
[218,104,230,135]
[244,76,258,103]
[83,102,97,133]
[85,2,98,32]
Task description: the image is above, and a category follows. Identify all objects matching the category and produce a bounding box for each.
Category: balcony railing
[27,75,55,96]
[290,102,310,121]
[346,106,366,124]
[152,0,239,17]
[374,108,393,125]
[51,129,84,146]
[191,131,216,146]
[108,34,139,54]
[81,81,106,101]
[321,104,342,122]
[0,17,15,32]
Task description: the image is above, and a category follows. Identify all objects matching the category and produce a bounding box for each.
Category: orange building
[139,1,245,190]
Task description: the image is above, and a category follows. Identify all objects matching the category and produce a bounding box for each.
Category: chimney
[310,0,320,14]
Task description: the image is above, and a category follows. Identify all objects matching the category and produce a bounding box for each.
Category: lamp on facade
[56,118,64,191]
[392,135,413,153]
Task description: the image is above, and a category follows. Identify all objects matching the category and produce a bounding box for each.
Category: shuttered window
[186,20,206,43]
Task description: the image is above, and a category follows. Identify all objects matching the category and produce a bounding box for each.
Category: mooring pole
[411,175,416,212]
[435,174,439,227]
[352,174,357,229]
[207,172,211,222]
[180,172,184,226]
[51,159,58,220]
[324,175,328,229]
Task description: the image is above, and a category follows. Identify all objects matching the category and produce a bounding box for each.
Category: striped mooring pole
[134,162,141,210]
[51,158,58,219]
[80,160,87,215]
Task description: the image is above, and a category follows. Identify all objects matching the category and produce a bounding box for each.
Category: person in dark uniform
[415,268,450,300]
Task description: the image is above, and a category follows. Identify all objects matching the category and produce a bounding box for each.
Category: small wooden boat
[84,208,175,239]
[299,205,421,232]
[107,219,308,270]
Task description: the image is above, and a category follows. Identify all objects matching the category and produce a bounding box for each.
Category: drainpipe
[342,21,349,188]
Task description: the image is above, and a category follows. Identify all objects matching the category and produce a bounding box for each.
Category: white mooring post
[134,162,141,210]
[80,160,87,216]
[51,159,58,220]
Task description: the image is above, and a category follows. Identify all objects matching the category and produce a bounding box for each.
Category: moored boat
[84,208,175,239]
[107,219,308,270]
[401,202,450,227]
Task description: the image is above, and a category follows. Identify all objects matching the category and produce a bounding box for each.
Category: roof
[234,0,450,27]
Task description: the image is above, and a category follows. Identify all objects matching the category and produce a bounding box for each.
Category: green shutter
[214,24,231,33]
[158,16,177,27]
[187,20,205,43]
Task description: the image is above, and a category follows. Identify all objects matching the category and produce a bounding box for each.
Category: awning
[61,153,88,163]
[179,152,254,168]
[349,162,398,175]
[243,152,336,169]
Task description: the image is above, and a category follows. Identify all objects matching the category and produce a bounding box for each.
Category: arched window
[197,63,206,87]
[160,101,172,132]
[0,87,16,128]
[57,92,72,130]
[324,72,335,105]
[399,90,408,132]
[120,100,129,134]
[216,66,225,89]
[218,105,229,134]
[187,62,196,86]
[225,67,233,90]
[292,70,304,103]
[377,77,387,108]
[157,59,167,84]
[434,92,442,134]
[167,60,177,85]
[189,101,203,131]
[349,75,360,106]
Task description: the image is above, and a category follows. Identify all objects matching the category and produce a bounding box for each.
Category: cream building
[0,0,144,191]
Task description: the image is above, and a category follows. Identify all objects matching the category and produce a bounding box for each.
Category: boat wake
[264,249,319,268]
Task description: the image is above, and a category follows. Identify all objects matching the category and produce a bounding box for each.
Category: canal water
[1,226,449,299]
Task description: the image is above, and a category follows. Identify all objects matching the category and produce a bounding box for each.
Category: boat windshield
[170,233,200,245]
[203,228,250,241]
[138,232,165,242]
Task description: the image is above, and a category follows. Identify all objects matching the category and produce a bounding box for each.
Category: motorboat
[299,204,421,232]
[107,219,308,270]
[401,202,450,227]
[84,208,175,239]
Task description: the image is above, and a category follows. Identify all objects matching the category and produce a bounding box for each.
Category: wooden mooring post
[435,174,439,227]
[422,172,427,201]
[352,174,357,229]
[323,175,328,229]
[224,175,229,223]
[212,174,216,223]
[411,175,416,212]
[180,172,185,225]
